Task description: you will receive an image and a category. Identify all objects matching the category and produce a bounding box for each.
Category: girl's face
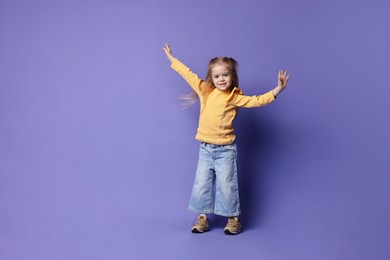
[211,64,232,91]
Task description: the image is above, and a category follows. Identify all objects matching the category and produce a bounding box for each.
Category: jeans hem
[214,210,241,217]
[188,207,241,217]
[188,207,215,215]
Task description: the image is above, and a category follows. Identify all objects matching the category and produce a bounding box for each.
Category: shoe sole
[192,227,209,233]
[224,228,240,235]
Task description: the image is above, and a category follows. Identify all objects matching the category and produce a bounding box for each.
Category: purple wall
[1,0,389,259]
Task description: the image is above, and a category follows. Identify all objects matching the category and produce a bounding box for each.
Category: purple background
[1,0,389,259]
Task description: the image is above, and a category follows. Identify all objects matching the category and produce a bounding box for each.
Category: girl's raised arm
[163,43,175,63]
[162,43,203,95]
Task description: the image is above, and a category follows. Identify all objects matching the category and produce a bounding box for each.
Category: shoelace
[196,217,208,226]
[227,218,239,227]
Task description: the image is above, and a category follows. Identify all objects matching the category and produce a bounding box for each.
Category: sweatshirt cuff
[267,90,276,101]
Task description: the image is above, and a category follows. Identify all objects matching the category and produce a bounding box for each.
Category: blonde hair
[180,57,239,108]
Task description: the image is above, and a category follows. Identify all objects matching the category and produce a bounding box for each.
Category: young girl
[163,43,289,235]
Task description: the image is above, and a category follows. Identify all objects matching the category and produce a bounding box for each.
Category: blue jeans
[188,142,241,217]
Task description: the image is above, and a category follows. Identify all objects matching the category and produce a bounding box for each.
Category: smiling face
[211,64,233,91]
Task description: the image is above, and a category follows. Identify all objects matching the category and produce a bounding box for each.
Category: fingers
[163,43,171,53]
[162,43,175,62]
[278,70,290,80]
[277,70,290,88]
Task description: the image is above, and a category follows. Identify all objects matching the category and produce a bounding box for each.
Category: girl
[163,43,289,235]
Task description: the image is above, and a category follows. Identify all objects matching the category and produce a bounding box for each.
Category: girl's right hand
[278,70,290,89]
[272,70,290,97]
[163,43,175,63]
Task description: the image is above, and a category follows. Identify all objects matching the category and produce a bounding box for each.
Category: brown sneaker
[191,215,209,233]
[224,217,241,235]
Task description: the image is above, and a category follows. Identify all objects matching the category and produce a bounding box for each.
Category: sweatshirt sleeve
[230,90,276,108]
[171,58,203,95]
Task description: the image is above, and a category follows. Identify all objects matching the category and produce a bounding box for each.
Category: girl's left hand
[163,43,175,63]
[278,70,290,89]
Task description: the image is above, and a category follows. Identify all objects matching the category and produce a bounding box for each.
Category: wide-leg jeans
[188,142,241,217]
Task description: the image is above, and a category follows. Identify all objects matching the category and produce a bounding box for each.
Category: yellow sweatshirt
[171,58,275,145]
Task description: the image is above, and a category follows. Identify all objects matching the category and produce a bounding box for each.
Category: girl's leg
[188,143,215,214]
[214,143,241,217]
